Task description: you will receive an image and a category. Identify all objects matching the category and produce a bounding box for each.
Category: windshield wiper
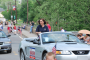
[43,41,55,43]
[67,34,75,36]
[60,41,76,42]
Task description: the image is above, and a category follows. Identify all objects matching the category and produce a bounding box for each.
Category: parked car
[18,32,90,60]
[0,30,11,53]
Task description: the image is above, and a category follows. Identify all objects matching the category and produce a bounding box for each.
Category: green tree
[2,0,90,31]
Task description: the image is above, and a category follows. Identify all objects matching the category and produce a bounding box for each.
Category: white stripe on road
[16,34,23,40]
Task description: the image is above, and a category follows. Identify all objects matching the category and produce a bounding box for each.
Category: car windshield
[0,31,7,38]
[41,33,81,44]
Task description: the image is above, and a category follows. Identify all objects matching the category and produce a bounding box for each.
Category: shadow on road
[0,51,11,54]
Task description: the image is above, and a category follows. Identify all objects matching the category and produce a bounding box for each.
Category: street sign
[11,15,13,18]
[14,16,15,19]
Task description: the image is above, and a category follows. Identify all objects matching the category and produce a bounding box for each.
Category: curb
[22,33,28,38]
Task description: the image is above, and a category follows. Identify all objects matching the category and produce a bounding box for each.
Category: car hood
[44,42,90,50]
[0,38,10,42]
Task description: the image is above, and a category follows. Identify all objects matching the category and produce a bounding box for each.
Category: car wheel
[20,51,25,60]
[42,53,47,60]
[7,49,12,53]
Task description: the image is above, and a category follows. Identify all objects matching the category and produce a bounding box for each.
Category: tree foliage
[1,0,21,21]
[1,0,90,31]
[33,0,90,31]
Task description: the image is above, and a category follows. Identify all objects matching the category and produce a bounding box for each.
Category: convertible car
[18,32,90,60]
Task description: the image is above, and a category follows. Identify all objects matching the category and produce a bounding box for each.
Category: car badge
[77,51,85,54]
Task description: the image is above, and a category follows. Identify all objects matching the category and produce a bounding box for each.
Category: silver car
[18,32,90,60]
[0,30,12,53]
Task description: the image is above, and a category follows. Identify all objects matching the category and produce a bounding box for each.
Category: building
[0,8,4,18]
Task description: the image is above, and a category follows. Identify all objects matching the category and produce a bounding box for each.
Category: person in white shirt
[0,22,2,29]
[83,34,90,44]
[60,27,65,32]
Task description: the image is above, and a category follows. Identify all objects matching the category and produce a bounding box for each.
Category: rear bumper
[0,44,12,51]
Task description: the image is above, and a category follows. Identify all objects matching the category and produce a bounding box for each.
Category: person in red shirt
[46,21,51,32]
[20,27,22,37]
[13,24,16,35]
[7,25,10,34]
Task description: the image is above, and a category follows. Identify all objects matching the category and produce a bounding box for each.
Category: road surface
[0,22,24,60]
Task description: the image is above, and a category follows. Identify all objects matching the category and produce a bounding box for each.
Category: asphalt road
[0,25,24,60]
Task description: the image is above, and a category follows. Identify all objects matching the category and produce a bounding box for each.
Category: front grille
[72,51,89,55]
[1,48,4,49]
[0,42,3,45]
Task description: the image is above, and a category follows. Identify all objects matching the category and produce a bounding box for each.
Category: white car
[18,32,90,60]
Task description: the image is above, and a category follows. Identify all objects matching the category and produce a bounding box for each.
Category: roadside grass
[8,19,23,26]
[16,19,23,26]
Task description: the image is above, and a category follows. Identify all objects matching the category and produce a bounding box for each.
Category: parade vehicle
[0,29,11,53]
[18,32,90,60]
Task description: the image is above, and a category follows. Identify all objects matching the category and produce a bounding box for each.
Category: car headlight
[56,50,71,55]
[4,42,11,44]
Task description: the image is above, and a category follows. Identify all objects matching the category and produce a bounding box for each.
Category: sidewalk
[22,29,37,38]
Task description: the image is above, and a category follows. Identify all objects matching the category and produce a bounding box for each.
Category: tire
[7,49,12,53]
[42,53,47,60]
[20,51,25,60]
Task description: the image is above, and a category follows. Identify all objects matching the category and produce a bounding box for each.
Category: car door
[25,38,43,60]
[35,44,43,60]
[29,39,42,60]
[25,39,39,60]
[32,39,43,60]
[24,40,35,60]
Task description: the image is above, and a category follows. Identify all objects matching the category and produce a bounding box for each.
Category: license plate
[78,56,88,60]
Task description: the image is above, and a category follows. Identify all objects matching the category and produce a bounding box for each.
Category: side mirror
[7,35,11,37]
[33,39,40,45]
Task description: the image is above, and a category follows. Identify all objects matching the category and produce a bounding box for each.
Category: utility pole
[8,2,9,10]
[10,2,13,21]
[27,0,28,24]
[15,0,17,24]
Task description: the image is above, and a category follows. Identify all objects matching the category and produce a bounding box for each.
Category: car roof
[0,31,6,33]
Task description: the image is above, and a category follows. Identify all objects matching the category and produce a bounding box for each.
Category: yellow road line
[15,54,18,55]
[13,51,18,55]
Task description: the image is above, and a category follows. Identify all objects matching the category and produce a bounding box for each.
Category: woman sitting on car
[36,18,49,35]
